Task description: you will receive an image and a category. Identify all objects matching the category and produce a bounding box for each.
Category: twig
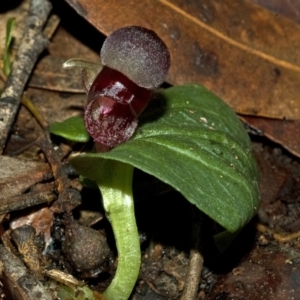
[180,208,204,300]
[21,94,48,128]
[36,134,69,192]
[0,0,52,154]
[43,14,60,40]
[0,245,53,300]
[256,223,300,243]
[36,133,81,213]
[0,189,56,214]
[10,225,44,279]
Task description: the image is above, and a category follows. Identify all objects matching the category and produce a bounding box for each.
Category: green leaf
[3,18,16,76]
[49,116,90,142]
[70,84,259,232]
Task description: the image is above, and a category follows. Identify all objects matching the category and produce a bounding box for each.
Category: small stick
[0,189,56,215]
[36,134,69,194]
[0,245,53,300]
[180,208,204,300]
[21,94,48,129]
[0,0,52,154]
[256,223,300,243]
[36,133,81,213]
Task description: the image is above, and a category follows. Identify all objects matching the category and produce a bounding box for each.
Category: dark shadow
[0,0,23,13]
[50,0,105,54]
[133,169,192,252]
[138,91,169,128]
[203,218,257,273]
[249,133,300,163]
[133,167,257,272]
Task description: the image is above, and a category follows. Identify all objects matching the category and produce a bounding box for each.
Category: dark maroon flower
[83,26,170,152]
[101,26,171,89]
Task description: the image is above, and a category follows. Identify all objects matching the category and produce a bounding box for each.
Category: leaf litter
[1,0,300,299]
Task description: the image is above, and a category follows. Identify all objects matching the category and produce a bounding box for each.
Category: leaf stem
[99,160,140,300]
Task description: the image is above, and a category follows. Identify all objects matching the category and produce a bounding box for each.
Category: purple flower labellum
[84,66,151,151]
[83,26,170,151]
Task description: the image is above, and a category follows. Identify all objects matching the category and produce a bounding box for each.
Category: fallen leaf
[10,207,54,250]
[64,0,300,120]
[29,25,100,92]
[252,143,287,207]
[29,56,83,93]
[26,87,85,125]
[247,0,300,24]
[242,116,300,158]
[211,243,300,299]
[4,87,86,157]
[0,156,51,200]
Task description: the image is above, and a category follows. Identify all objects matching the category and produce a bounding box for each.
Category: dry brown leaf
[10,207,54,250]
[26,88,85,124]
[247,0,300,24]
[253,143,287,206]
[29,56,83,92]
[0,156,51,200]
[28,26,100,92]
[64,0,300,120]
[242,116,300,158]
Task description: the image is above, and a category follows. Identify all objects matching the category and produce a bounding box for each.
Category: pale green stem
[99,160,140,300]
